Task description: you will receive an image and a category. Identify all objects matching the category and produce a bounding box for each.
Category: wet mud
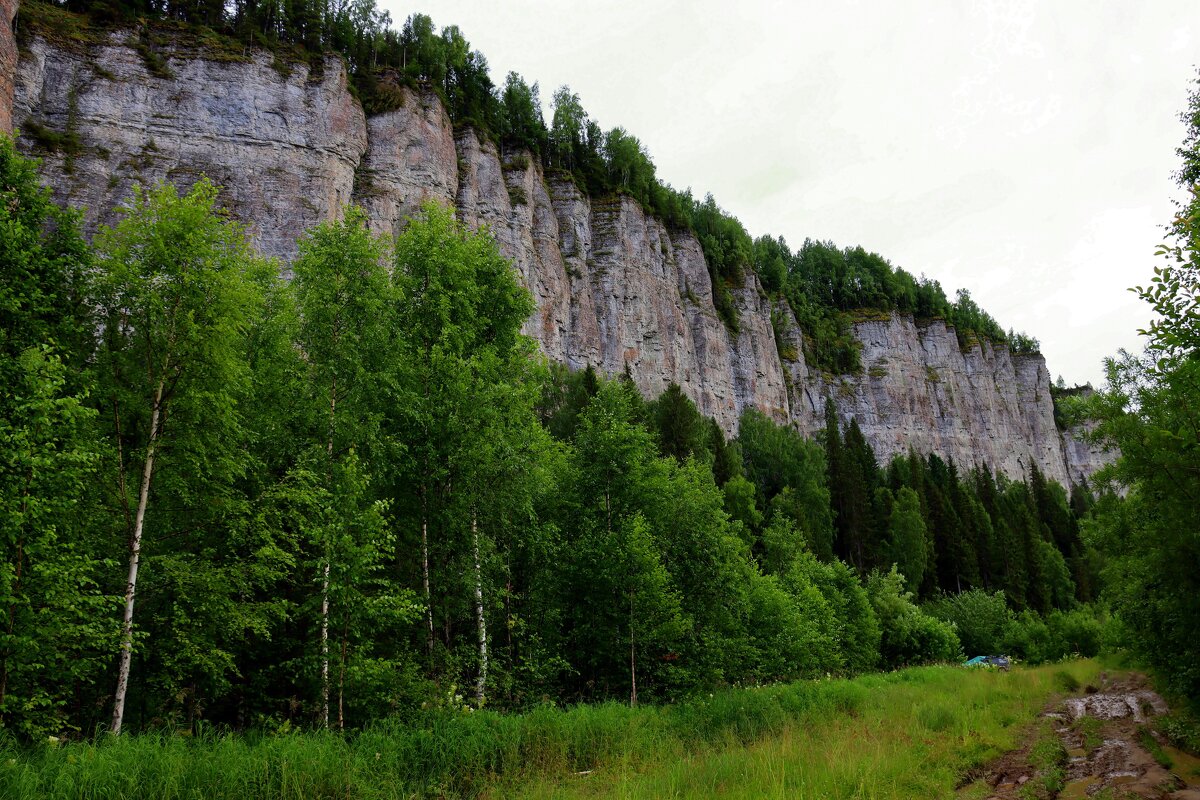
[967,673,1200,800]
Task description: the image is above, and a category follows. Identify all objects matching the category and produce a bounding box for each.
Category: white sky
[382,0,1197,387]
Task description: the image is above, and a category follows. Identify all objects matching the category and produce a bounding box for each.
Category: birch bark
[111,378,164,736]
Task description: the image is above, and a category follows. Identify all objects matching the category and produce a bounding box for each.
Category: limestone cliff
[3,17,1109,487]
[12,34,365,261]
[776,309,1074,485]
[0,0,15,132]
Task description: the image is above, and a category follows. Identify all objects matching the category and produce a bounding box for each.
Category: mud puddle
[963,672,1200,799]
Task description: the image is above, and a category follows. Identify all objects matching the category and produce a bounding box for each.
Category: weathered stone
[0,0,15,133]
[777,311,1079,486]
[12,35,366,263]
[3,23,1113,487]
[354,84,456,240]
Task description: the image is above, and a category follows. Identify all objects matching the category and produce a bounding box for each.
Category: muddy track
[966,672,1200,800]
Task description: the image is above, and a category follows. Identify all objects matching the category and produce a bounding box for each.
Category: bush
[923,589,1011,657]
[1000,607,1104,664]
[1002,611,1053,664]
[1044,609,1103,659]
[867,568,962,668]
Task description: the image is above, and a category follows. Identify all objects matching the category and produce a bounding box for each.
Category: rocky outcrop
[0,0,15,133]
[1062,422,1113,488]
[450,127,788,432]
[777,310,1075,486]
[2,17,1111,487]
[354,85,457,240]
[12,34,366,261]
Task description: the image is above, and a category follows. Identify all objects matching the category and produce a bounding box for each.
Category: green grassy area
[0,660,1100,800]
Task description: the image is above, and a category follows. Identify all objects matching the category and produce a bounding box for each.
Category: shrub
[1002,611,1053,664]
[923,589,1012,657]
[867,568,962,667]
[1044,609,1102,659]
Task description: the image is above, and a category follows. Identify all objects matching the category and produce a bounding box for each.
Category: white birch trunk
[472,512,488,708]
[111,379,164,736]
[320,560,330,728]
[321,389,335,729]
[629,591,637,708]
[422,502,433,658]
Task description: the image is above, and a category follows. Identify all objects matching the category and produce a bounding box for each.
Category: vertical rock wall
[777,309,1078,486]
[1,21,1110,487]
[11,35,366,261]
[0,0,16,133]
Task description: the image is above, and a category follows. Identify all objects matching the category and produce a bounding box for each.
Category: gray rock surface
[354,84,457,240]
[777,310,1077,486]
[3,21,1112,486]
[12,34,366,262]
[0,0,14,133]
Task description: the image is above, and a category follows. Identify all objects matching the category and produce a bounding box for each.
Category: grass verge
[0,660,1100,800]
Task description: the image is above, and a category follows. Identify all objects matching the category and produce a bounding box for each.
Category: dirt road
[965,672,1200,800]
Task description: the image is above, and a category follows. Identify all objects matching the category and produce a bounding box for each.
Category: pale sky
[382,0,1197,387]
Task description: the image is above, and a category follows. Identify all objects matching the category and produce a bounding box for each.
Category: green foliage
[923,589,1011,656]
[0,348,113,736]
[1008,329,1041,355]
[0,124,1097,736]
[647,382,708,464]
[737,409,833,561]
[291,208,418,724]
[500,73,547,155]
[887,487,928,594]
[0,661,1101,799]
[867,568,961,667]
[1077,71,1200,704]
[92,178,275,730]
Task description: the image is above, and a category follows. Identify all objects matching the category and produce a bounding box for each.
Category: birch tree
[389,203,535,701]
[94,180,262,735]
[291,207,395,727]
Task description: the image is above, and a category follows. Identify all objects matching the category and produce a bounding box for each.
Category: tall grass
[0,660,1100,799]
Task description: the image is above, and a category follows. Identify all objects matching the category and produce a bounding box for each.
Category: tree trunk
[321,386,335,729]
[338,617,348,730]
[111,378,164,736]
[472,511,488,708]
[629,591,637,708]
[320,559,330,728]
[422,487,434,660]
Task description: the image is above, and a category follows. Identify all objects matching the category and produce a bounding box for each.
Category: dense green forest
[0,130,1100,739]
[18,0,1037,370]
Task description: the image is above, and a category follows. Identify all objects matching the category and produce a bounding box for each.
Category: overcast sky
[382,0,1197,387]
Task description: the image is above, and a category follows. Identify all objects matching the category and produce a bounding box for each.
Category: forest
[1,0,1198,775]
[0,131,1107,741]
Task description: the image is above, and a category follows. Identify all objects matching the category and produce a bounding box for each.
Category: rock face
[777,311,1075,486]
[0,0,15,133]
[2,17,1110,487]
[12,34,366,261]
[355,85,457,240]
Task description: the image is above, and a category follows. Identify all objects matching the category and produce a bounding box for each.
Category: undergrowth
[0,660,1100,800]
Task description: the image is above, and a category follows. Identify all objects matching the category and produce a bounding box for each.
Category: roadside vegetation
[0,660,1101,800]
